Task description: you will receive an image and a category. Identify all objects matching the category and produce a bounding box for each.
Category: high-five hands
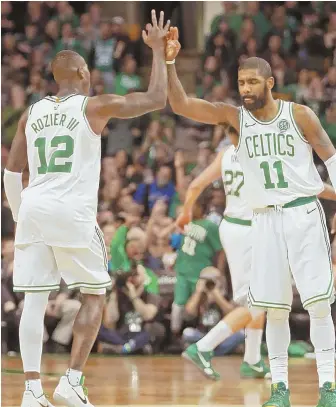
[142,10,170,49]
[165,27,181,61]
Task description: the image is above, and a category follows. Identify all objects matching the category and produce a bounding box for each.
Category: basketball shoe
[240,359,271,378]
[262,382,291,407]
[182,343,220,380]
[53,375,93,407]
[316,382,336,407]
[21,391,54,407]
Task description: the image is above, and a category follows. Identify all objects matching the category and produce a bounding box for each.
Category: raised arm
[293,104,336,191]
[166,27,239,129]
[4,110,28,222]
[176,150,224,230]
[87,11,170,133]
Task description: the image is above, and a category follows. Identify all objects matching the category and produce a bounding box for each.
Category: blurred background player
[177,125,270,380]
[4,10,170,407]
[171,197,223,344]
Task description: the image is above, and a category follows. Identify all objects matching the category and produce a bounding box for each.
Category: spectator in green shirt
[110,214,159,294]
[54,23,86,60]
[321,104,336,147]
[114,57,141,96]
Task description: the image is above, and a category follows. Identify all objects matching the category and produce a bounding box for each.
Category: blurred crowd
[1,1,336,356]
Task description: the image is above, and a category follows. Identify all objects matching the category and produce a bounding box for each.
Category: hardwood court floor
[2,355,319,406]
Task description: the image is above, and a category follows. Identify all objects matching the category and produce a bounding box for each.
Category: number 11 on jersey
[260,160,288,189]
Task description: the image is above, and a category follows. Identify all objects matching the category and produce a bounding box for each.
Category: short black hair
[238,57,272,79]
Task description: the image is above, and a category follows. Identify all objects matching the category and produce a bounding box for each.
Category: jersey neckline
[245,99,284,125]
[45,94,78,103]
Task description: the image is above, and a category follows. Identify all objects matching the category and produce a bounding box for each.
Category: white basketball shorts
[220,216,252,305]
[13,226,112,294]
[248,199,334,311]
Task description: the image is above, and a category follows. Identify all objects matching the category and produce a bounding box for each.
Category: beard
[241,86,268,111]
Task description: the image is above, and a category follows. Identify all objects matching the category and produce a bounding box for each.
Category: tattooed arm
[165,27,239,133]
[167,63,239,130]
[294,104,336,191]
[293,104,335,161]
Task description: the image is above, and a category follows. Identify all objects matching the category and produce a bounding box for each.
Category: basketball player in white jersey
[178,125,336,382]
[4,11,170,407]
[166,27,336,407]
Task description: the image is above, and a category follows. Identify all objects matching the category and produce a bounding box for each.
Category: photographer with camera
[182,267,245,355]
[98,264,165,354]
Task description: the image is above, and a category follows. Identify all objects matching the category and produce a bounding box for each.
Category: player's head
[51,50,90,95]
[238,57,274,111]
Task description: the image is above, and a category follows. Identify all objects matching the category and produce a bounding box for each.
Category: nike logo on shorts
[307,208,317,214]
[72,388,88,404]
[245,123,256,128]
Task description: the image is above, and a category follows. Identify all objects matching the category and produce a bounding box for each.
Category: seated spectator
[114,57,141,96]
[321,104,336,147]
[182,267,244,356]
[53,23,86,60]
[99,265,165,354]
[109,213,159,294]
[133,165,175,214]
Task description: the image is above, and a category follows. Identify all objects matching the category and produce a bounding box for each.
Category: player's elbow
[150,93,166,110]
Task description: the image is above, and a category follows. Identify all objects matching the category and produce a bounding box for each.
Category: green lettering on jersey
[34,135,74,174]
[246,133,296,158]
[30,114,77,134]
[260,160,288,189]
[245,136,254,158]
[224,170,244,197]
[286,134,294,157]
[252,135,261,157]
[278,134,286,156]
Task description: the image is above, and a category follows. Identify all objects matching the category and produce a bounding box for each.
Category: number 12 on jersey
[260,160,288,189]
[35,135,74,174]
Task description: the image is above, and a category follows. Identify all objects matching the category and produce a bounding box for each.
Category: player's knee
[306,300,331,319]
[267,308,290,322]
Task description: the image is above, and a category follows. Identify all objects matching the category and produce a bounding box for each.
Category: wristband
[166,59,175,65]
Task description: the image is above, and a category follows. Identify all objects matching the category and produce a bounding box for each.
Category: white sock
[25,379,43,397]
[20,292,50,372]
[266,310,290,387]
[244,328,263,365]
[171,303,184,333]
[309,308,335,387]
[66,368,83,386]
[197,320,232,352]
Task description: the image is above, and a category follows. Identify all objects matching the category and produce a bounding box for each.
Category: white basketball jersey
[15,94,101,247]
[236,100,323,208]
[221,145,253,221]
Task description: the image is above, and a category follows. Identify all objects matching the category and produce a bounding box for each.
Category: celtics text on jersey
[236,100,323,208]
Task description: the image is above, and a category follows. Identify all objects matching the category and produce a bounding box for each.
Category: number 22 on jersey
[35,135,74,174]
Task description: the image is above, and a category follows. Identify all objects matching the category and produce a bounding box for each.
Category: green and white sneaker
[240,359,271,379]
[182,343,220,381]
[316,382,336,407]
[262,382,291,407]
